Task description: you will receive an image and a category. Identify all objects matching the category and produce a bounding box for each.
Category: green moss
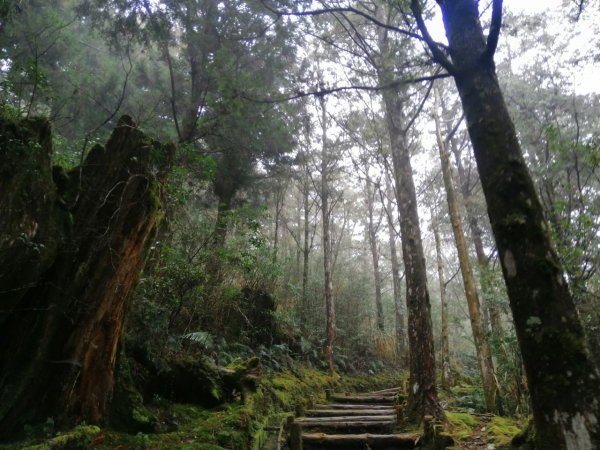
[20,425,100,450]
[4,368,405,450]
[510,417,535,450]
[446,412,479,440]
[110,352,157,432]
[488,416,522,446]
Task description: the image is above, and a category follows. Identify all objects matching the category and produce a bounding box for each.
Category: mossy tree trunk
[377,19,443,421]
[413,0,600,447]
[0,115,173,436]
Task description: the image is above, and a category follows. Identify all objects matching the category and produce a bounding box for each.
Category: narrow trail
[288,387,421,449]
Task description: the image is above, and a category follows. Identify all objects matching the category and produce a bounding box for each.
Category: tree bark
[0,116,173,436]
[431,211,451,390]
[382,87,443,422]
[319,96,336,374]
[385,177,407,365]
[302,173,311,332]
[415,0,600,446]
[433,85,500,412]
[375,12,442,421]
[365,173,385,332]
[449,124,503,338]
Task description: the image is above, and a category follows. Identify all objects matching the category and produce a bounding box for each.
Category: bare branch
[573,0,586,21]
[409,0,456,74]
[260,0,422,41]
[484,0,503,61]
[242,72,451,104]
[403,75,436,133]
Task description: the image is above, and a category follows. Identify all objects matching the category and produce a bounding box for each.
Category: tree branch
[403,75,436,133]
[484,0,503,62]
[409,0,456,74]
[241,72,451,104]
[260,0,423,41]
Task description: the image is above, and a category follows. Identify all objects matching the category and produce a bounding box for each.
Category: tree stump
[0,115,173,436]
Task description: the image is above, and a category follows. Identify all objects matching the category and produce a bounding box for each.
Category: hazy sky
[426,0,599,94]
[505,0,563,13]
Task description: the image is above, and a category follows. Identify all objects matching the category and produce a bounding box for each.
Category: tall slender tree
[384,175,407,364]
[376,8,443,420]
[412,0,600,446]
[431,205,452,390]
[318,94,337,374]
[432,83,500,412]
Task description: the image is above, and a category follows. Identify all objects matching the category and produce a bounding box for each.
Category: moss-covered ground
[442,411,523,449]
[0,368,404,450]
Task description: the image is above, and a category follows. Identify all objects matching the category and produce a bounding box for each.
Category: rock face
[0,115,173,436]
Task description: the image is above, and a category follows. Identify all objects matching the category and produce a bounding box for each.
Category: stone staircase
[288,387,421,449]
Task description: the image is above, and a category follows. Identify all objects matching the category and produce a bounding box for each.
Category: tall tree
[431,205,452,390]
[318,94,337,373]
[412,0,600,446]
[449,131,504,337]
[360,161,385,332]
[375,8,443,420]
[433,83,500,412]
[81,0,298,248]
[384,175,407,364]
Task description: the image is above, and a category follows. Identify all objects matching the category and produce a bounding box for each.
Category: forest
[0,0,599,449]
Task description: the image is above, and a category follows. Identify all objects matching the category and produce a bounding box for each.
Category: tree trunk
[382,87,443,422]
[273,178,287,257]
[302,175,311,332]
[449,127,503,338]
[423,1,600,446]
[366,174,385,332]
[375,14,442,421]
[433,85,500,412]
[319,96,336,374]
[178,0,218,144]
[386,178,407,366]
[0,116,173,436]
[431,211,451,390]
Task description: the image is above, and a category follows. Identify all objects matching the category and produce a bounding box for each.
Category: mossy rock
[110,351,157,433]
[154,355,223,406]
[445,411,479,440]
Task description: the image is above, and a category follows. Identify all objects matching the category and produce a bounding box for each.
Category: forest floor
[0,369,525,450]
[444,411,522,450]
